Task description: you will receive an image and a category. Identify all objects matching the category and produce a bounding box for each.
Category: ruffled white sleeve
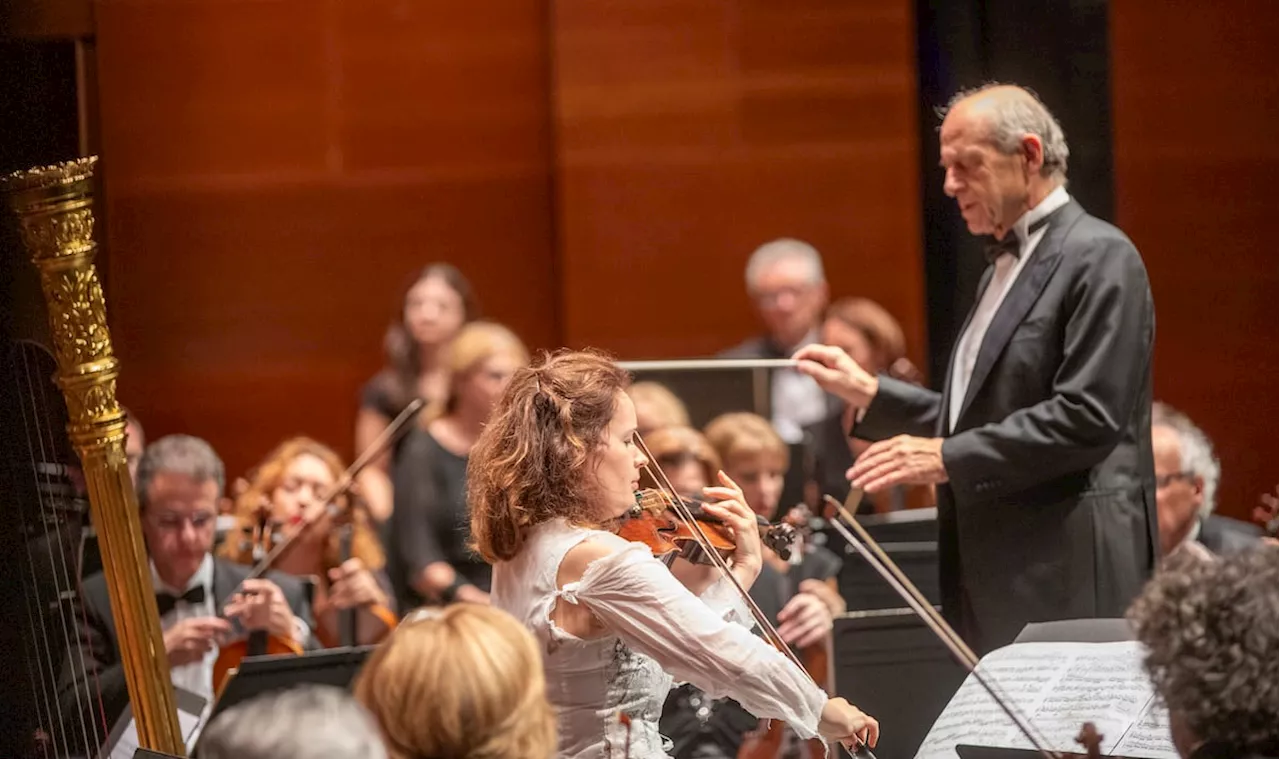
[559,535,828,739]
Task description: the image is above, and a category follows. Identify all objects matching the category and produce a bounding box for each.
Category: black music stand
[207,646,375,725]
[955,747,1041,758]
[134,751,185,758]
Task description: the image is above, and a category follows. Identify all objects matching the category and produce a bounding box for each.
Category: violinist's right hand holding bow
[163,617,231,667]
[819,697,880,751]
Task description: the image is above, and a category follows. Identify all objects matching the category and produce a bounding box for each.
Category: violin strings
[631,435,876,759]
[821,497,1061,759]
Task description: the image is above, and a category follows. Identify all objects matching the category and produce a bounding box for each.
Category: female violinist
[219,437,397,647]
[662,412,844,759]
[470,349,878,759]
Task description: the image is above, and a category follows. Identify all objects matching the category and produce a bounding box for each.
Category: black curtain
[915,0,1113,384]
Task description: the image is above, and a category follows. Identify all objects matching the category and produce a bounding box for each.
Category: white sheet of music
[913,640,1179,759]
[100,687,206,759]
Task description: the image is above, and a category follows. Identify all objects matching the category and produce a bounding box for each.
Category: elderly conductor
[796,84,1158,653]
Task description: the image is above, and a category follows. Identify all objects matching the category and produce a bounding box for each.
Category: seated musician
[802,297,926,513]
[354,604,557,759]
[387,320,528,609]
[1127,545,1278,759]
[628,380,692,437]
[641,424,722,498]
[57,434,315,747]
[471,349,877,759]
[662,411,843,759]
[1150,401,1264,557]
[219,436,397,647]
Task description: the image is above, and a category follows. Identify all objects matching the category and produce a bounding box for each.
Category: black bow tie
[983,215,1052,264]
[156,585,206,616]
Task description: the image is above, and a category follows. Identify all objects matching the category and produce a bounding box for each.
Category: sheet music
[100,688,207,759]
[914,641,1178,759]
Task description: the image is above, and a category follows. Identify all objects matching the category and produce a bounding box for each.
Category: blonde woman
[627,381,691,437]
[355,604,556,759]
[388,321,529,609]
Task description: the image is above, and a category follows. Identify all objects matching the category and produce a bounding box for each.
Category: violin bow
[821,493,1062,759]
[224,398,425,601]
[633,434,877,759]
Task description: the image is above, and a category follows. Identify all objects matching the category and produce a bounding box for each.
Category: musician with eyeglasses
[57,434,315,750]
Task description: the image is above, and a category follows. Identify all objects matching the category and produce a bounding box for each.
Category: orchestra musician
[796,84,1158,653]
[469,349,878,759]
[58,435,315,745]
[1126,546,1278,758]
[219,436,398,647]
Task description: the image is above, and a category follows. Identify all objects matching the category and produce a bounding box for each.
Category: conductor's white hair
[744,238,825,291]
[943,83,1070,182]
[196,684,387,759]
[1152,401,1221,518]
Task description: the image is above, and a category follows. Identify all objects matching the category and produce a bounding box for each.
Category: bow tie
[983,215,1052,264]
[156,585,206,616]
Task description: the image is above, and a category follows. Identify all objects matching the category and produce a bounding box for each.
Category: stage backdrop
[95,0,925,482]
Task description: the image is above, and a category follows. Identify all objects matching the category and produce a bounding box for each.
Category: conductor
[795,84,1158,653]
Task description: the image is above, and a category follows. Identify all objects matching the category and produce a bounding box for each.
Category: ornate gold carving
[2,157,186,756]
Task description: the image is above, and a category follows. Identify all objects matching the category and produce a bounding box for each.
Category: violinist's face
[593,392,649,520]
[141,472,219,588]
[457,351,523,418]
[723,452,786,521]
[270,453,336,527]
[404,275,466,348]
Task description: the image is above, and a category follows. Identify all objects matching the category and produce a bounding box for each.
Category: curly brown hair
[469,349,629,563]
[1126,546,1278,756]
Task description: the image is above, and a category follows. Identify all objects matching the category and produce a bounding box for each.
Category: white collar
[1013,185,1070,242]
[151,552,214,596]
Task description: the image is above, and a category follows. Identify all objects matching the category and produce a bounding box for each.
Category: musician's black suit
[56,557,313,751]
[854,198,1158,653]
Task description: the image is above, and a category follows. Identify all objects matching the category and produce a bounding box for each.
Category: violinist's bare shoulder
[552,537,622,638]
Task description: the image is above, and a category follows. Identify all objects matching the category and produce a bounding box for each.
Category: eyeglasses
[1155,471,1196,489]
[148,511,218,532]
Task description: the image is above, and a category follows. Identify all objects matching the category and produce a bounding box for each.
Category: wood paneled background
[96,0,924,483]
[1111,0,1278,522]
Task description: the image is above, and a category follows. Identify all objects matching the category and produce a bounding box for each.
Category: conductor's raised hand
[792,345,879,409]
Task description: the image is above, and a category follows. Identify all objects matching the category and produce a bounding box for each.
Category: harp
[1,159,186,756]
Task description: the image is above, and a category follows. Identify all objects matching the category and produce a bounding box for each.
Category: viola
[616,488,799,565]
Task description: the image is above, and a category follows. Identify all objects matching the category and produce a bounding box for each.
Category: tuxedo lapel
[939,265,994,436]
[957,201,1083,421]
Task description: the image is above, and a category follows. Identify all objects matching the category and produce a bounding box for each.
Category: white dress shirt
[151,553,217,702]
[772,328,828,443]
[947,186,1071,432]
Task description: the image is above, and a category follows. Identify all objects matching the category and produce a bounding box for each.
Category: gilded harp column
[1,158,186,755]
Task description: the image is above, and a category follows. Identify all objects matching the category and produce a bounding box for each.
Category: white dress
[491,519,827,759]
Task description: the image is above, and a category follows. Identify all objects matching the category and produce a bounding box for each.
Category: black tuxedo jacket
[1197,514,1263,556]
[56,557,314,750]
[855,199,1158,652]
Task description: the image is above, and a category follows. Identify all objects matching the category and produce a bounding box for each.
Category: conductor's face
[939,102,1032,240]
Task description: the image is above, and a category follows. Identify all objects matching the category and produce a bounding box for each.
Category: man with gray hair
[797,83,1157,652]
[1152,401,1262,557]
[196,684,387,759]
[58,434,316,751]
[723,237,831,443]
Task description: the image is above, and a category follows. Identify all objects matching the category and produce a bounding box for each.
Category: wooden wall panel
[552,0,926,363]
[1111,0,1278,522]
[95,0,556,480]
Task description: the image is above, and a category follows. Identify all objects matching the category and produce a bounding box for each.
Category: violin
[617,488,799,565]
[212,399,424,693]
[629,437,878,759]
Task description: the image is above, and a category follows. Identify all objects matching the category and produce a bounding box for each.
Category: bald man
[797,84,1158,653]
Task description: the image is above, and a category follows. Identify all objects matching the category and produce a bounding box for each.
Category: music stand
[133,751,185,758]
[207,646,375,724]
[955,747,1041,758]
